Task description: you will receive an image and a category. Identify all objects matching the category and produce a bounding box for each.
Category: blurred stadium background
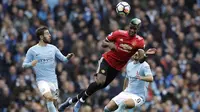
[0,0,200,112]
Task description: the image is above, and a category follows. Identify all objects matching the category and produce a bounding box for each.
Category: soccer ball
[116,1,131,16]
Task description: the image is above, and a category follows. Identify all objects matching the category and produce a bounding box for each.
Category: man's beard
[129,31,136,36]
[43,37,50,44]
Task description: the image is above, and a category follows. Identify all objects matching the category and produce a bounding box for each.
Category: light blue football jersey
[124,61,152,101]
[22,44,68,82]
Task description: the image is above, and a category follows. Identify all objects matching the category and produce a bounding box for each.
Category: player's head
[128,18,141,36]
[36,26,51,43]
[132,49,146,62]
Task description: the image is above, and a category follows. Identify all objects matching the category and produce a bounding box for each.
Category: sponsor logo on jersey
[119,44,133,52]
[38,57,54,63]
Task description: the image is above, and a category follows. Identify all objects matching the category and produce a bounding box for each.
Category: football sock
[46,101,57,112]
[82,82,103,101]
[80,98,85,103]
[115,102,126,112]
[68,99,73,104]
[81,91,89,101]
[104,106,111,112]
[71,90,85,104]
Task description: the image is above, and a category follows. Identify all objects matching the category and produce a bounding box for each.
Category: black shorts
[96,57,120,86]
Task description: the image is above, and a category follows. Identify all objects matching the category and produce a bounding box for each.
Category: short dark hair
[130,18,141,31]
[35,26,48,40]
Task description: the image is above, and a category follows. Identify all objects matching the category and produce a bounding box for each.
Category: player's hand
[108,42,116,50]
[31,60,38,67]
[146,48,157,55]
[135,71,141,80]
[66,53,74,60]
[136,75,141,80]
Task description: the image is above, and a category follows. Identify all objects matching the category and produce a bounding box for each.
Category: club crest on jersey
[132,41,136,46]
[36,54,39,56]
[101,69,105,74]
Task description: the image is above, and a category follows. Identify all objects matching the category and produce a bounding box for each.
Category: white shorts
[112,92,144,107]
[37,80,59,99]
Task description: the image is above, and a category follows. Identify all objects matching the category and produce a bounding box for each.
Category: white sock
[46,101,57,112]
[80,98,85,103]
[69,99,72,104]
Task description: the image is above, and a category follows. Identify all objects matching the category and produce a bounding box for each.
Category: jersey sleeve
[141,63,152,76]
[106,30,120,41]
[137,38,145,49]
[22,49,34,68]
[125,70,128,78]
[125,61,132,78]
[55,46,68,62]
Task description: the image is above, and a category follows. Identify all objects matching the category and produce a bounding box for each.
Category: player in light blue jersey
[104,49,154,112]
[22,26,74,112]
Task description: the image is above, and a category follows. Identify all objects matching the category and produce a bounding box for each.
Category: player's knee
[96,75,106,85]
[43,92,54,101]
[124,99,135,109]
[44,96,54,101]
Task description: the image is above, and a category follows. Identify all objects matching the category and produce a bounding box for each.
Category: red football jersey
[103,30,145,71]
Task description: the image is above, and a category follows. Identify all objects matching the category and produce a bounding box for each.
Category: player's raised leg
[59,74,107,112]
[59,58,119,111]
[72,60,119,111]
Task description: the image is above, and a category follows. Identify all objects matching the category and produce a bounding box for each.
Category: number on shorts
[137,98,141,103]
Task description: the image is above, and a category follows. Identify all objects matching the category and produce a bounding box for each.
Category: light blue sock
[104,106,111,112]
[46,101,57,112]
[115,102,126,112]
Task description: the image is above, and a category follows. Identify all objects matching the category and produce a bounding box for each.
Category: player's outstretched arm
[102,39,116,50]
[136,75,154,82]
[55,46,74,62]
[145,48,157,55]
[66,53,74,60]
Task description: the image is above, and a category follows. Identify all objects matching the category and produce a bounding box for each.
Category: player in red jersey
[58,18,156,112]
